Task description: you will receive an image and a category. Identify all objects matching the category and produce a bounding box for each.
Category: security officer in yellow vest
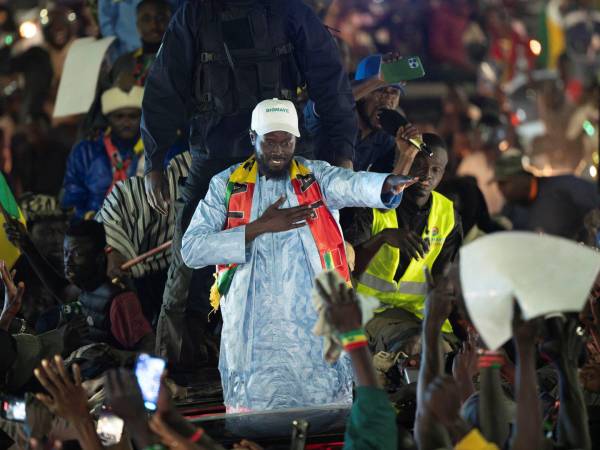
[346,132,462,360]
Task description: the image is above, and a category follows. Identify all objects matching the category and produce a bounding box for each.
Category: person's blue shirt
[98,0,180,58]
[62,134,140,219]
[61,133,185,218]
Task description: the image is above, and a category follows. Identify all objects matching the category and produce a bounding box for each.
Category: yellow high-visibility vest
[356,191,455,333]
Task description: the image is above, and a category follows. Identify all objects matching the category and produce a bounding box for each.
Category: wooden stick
[120,240,172,270]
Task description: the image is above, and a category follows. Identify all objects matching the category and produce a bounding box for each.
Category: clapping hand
[34,356,88,424]
[315,271,361,334]
[0,260,24,330]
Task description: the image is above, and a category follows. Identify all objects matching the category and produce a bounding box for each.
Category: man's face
[30,218,67,272]
[108,108,141,141]
[372,86,401,111]
[63,236,104,288]
[253,130,296,178]
[406,146,448,202]
[46,13,72,49]
[360,94,383,130]
[137,3,171,45]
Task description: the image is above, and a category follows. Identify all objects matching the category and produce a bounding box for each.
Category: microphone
[377,109,432,156]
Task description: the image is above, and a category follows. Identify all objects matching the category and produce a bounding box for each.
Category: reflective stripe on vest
[358,272,428,295]
[356,191,455,332]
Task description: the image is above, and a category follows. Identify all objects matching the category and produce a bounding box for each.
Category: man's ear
[249,130,257,146]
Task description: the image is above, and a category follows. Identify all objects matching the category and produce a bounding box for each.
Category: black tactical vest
[193,0,302,117]
[80,282,125,348]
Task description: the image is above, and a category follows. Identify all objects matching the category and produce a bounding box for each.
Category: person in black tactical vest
[63,221,154,352]
[140,0,358,369]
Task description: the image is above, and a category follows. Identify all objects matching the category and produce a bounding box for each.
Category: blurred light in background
[590,165,597,178]
[529,39,542,56]
[19,20,37,39]
[583,120,596,137]
[3,35,13,46]
[68,12,77,22]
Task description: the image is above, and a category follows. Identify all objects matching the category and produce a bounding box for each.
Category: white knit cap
[251,98,300,137]
[101,86,144,115]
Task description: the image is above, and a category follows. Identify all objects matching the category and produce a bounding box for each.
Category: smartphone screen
[134,354,166,411]
[2,398,26,422]
[381,56,426,83]
[96,413,124,446]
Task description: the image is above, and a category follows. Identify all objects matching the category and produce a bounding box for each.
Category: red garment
[488,28,535,82]
[104,135,132,195]
[429,3,470,67]
[109,291,152,349]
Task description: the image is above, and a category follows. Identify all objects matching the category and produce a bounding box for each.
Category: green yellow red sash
[209,156,350,310]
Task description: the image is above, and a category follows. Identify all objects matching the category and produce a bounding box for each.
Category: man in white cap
[62,85,145,219]
[181,99,416,412]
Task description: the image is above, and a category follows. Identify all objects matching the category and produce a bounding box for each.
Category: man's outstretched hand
[383,175,418,195]
[145,170,169,216]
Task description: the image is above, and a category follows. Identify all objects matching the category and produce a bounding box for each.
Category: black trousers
[155,155,246,369]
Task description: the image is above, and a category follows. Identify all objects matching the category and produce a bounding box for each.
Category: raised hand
[105,368,158,449]
[315,271,361,334]
[395,125,422,155]
[452,334,479,382]
[34,356,88,423]
[423,267,455,327]
[3,215,29,250]
[104,368,146,424]
[0,260,24,330]
[423,375,462,428]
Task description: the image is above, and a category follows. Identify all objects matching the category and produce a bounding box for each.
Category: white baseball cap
[251,98,300,138]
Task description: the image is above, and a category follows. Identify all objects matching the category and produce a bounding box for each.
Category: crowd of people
[0,0,599,449]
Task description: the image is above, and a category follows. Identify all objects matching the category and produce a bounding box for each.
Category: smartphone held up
[1,396,26,422]
[134,353,166,411]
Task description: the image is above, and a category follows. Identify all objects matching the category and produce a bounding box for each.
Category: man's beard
[256,155,292,179]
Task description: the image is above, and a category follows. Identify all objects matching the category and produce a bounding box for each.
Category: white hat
[251,98,300,137]
[101,86,144,115]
